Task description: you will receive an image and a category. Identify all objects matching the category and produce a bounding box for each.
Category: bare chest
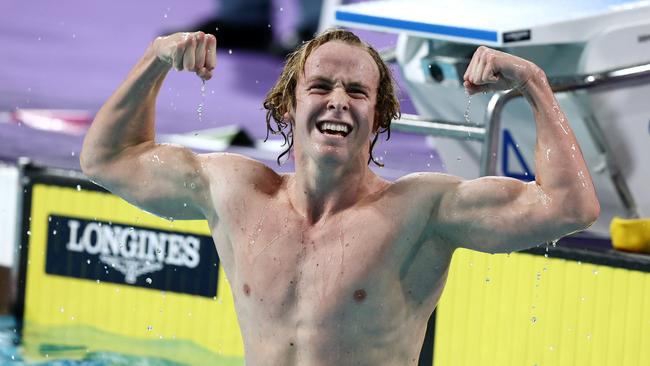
[228,206,400,316]
[212,193,452,338]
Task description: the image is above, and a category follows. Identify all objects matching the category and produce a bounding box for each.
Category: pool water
[0,316,184,366]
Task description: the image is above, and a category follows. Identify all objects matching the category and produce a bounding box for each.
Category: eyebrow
[306,76,370,93]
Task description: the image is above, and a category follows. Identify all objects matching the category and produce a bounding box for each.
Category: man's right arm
[80,32,217,220]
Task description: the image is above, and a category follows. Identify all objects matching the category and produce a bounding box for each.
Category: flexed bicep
[436,176,568,253]
[91,142,211,221]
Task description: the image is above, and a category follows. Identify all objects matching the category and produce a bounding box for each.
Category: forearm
[522,68,600,224]
[81,43,170,174]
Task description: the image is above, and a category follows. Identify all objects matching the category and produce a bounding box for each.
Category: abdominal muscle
[209,182,452,366]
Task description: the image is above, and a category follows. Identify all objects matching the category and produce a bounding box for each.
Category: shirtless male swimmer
[80,29,600,365]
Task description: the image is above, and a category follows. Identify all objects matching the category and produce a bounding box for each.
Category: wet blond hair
[263,28,400,166]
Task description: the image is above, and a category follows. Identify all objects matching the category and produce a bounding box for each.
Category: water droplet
[593,269,599,275]
[86,259,91,264]
[60,307,65,313]
[147,325,153,331]
[163,13,168,18]
[146,277,152,284]
[53,230,57,235]
[76,185,81,191]
[485,277,491,283]
[464,91,472,124]
[531,316,537,324]
[27,230,31,236]
[228,49,232,55]
[96,279,100,284]
[196,102,203,121]
[71,151,75,156]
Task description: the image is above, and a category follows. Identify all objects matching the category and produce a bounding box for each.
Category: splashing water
[197,80,206,122]
[464,90,472,124]
[463,90,474,139]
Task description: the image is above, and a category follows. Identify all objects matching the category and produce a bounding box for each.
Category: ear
[283,104,295,125]
[373,111,380,133]
[283,111,293,125]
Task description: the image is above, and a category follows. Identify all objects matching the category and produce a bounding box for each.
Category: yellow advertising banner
[21,181,244,365]
[434,249,650,366]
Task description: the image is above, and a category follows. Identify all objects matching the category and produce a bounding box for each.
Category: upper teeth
[321,122,350,134]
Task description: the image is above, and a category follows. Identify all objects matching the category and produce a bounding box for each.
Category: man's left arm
[433,46,600,253]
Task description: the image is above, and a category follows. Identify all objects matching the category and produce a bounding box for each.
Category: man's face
[288,41,379,165]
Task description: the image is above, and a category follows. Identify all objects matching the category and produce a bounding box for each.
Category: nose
[327,88,349,112]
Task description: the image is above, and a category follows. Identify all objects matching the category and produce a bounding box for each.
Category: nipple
[353,289,367,302]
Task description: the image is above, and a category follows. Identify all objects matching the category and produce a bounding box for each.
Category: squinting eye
[309,85,329,92]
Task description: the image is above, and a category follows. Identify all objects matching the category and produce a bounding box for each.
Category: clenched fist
[154,31,217,80]
[463,46,542,95]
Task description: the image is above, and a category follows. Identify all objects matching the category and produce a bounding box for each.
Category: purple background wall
[0,0,443,177]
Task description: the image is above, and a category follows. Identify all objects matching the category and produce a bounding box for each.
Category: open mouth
[316,121,353,137]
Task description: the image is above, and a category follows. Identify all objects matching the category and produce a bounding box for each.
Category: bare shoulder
[379,172,463,224]
[199,152,282,193]
[390,171,462,202]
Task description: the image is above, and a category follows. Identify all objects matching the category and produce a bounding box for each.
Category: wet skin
[206,42,454,365]
[210,173,452,366]
[81,33,599,366]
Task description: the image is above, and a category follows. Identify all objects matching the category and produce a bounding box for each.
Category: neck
[289,153,376,225]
